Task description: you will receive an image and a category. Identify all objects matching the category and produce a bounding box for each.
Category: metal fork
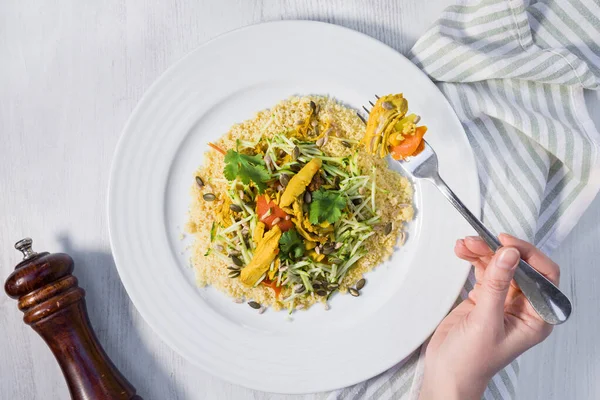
[359,104,572,325]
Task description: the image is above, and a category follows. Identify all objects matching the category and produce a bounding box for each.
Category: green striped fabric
[325,0,600,399]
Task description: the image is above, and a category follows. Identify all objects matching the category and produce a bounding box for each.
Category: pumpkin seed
[292,146,300,160]
[312,282,323,290]
[229,204,242,213]
[398,231,407,246]
[195,176,205,188]
[349,288,360,297]
[316,289,327,297]
[332,176,340,189]
[264,154,273,169]
[227,266,240,271]
[321,243,335,255]
[316,137,325,147]
[231,255,244,266]
[352,198,363,205]
[330,257,343,265]
[414,115,421,124]
[294,284,305,294]
[304,191,312,204]
[228,270,241,278]
[203,193,216,202]
[341,140,352,148]
[279,173,290,187]
[290,163,302,172]
[382,101,394,110]
[384,222,393,235]
[356,278,366,290]
[248,301,261,309]
[327,283,339,290]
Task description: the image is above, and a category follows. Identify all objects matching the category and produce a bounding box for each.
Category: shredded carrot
[261,278,282,298]
[390,126,427,160]
[208,142,226,155]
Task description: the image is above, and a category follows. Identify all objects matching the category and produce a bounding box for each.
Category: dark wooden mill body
[4,238,142,400]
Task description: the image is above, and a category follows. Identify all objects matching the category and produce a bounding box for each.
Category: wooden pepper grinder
[4,238,143,400]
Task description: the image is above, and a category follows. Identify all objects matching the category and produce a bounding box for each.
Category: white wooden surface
[0,1,598,399]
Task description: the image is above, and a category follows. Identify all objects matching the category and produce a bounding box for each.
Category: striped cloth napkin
[326,0,600,399]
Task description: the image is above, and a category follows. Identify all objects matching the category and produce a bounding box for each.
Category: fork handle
[431,174,572,325]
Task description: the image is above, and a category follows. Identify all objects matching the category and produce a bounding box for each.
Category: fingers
[454,238,492,277]
[463,236,495,257]
[472,247,520,325]
[499,233,560,285]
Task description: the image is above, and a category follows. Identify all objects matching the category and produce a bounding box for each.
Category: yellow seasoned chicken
[279,158,322,207]
[289,199,327,244]
[253,221,265,245]
[240,225,282,286]
[362,93,427,160]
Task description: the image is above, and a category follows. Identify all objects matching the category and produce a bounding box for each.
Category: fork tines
[356,113,367,124]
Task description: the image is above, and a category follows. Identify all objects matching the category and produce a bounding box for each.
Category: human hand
[419,234,560,400]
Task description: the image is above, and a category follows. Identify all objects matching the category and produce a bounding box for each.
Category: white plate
[108,21,479,394]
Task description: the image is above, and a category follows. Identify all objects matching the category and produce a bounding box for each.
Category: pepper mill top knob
[15,237,38,260]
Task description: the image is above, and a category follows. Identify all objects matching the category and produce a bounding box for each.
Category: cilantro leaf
[223,150,271,192]
[279,229,305,260]
[309,189,346,224]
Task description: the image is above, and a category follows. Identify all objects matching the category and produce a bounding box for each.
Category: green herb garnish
[279,229,305,259]
[209,222,216,242]
[223,150,270,192]
[309,188,346,224]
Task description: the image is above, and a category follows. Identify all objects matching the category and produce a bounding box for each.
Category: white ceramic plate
[108,21,479,394]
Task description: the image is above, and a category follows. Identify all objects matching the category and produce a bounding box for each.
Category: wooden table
[1,1,599,398]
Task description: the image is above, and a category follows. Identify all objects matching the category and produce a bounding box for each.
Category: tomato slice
[256,195,293,232]
[390,126,427,160]
[261,278,282,298]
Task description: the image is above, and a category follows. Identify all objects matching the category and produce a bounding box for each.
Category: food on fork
[186,96,415,313]
[362,94,428,160]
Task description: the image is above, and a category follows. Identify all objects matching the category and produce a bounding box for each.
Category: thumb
[472,247,520,323]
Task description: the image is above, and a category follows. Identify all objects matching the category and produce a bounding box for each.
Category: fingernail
[466,236,483,242]
[496,247,519,270]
